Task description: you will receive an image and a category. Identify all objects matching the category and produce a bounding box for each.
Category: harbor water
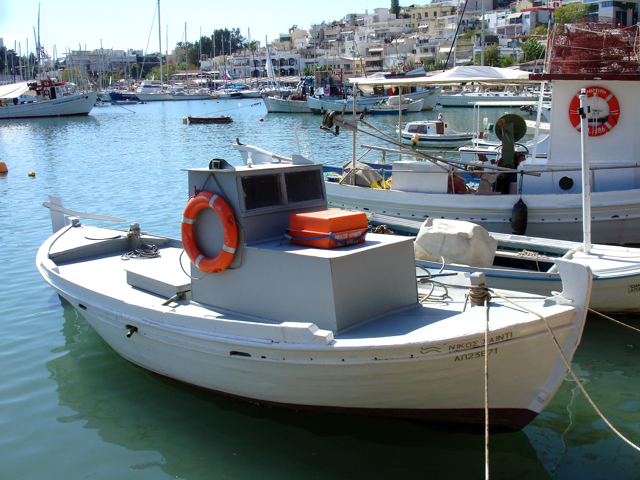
[1,99,639,479]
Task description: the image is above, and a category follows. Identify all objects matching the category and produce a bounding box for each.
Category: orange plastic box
[288,210,369,249]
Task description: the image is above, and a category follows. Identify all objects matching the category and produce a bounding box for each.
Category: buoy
[511,198,528,235]
[183,117,188,124]
[0,162,7,173]
[28,171,36,177]
[259,118,264,122]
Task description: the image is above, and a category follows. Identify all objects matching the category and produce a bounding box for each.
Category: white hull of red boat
[0,90,97,119]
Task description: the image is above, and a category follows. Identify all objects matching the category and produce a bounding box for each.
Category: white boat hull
[134,92,173,102]
[262,96,310,113]
[326,183,640,245]
[308,88,441,113]
[439,93,541,107]
[0,91,97,119]
[36,221,589,430]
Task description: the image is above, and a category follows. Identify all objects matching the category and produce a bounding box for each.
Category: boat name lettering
[629,283,640,293]
[455,348,498,362]
[447,332,512,351]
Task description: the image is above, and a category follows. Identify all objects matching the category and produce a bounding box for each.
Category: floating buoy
[259,118,264,122]
[511,198,528,235]
[183,117,188,124]
[28,171,36,177]
[0,162,7,173]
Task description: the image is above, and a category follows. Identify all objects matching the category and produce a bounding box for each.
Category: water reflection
[48,297,550,480]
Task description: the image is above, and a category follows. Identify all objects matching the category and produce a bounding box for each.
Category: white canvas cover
[351,66,533,91]
[414,218,498,268]
[0,82,31,99]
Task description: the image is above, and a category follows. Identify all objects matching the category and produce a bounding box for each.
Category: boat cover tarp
[414,218,498,268]
[351,66,535,90]
[342,160,383,187]
[0,82,31,99]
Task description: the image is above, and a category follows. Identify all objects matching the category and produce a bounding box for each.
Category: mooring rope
[588,308,640,333]
[489,289,640,453]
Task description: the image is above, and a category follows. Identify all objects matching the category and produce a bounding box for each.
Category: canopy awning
[350,66,536,90]
[508,12,523,19]
[0,82,31,99]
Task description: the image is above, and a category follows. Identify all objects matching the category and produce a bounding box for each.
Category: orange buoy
[0,162,7,173]
[259,118,264,122]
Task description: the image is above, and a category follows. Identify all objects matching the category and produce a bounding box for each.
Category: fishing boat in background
[307,86,441,114]
[0,79,97,119]
[37,160,591,431]
[262,94,310,113]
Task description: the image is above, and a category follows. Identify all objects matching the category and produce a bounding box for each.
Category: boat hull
[0,91,97,119]
[36,224,588,431]
[53,285,578,431]
[326,183,640,245]
[134,92,173,102]
[262,96,310,113]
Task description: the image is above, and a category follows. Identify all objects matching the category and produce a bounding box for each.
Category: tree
[520,38,546,63]
[553,3,590,24]
[477,45,502,66]
[500,56,514,67]
[390,0,400,16]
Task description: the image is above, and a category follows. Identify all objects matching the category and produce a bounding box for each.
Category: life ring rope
[181,191,238,273]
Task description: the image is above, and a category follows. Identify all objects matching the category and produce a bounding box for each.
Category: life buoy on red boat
[43,89,49,97]
[181,192,238,273]
[568,86,620,137]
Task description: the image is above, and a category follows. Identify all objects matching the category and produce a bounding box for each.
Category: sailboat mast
[157,0,163,83]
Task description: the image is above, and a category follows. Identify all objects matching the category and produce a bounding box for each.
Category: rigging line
[141,6,158,80]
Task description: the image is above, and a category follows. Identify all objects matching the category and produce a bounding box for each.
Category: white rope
[490,289,640,453]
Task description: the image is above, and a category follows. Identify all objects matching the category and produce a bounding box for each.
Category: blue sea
[1,99,639,479]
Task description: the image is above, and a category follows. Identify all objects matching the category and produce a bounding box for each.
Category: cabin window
[285,170,324,204]
[241,174,283,211]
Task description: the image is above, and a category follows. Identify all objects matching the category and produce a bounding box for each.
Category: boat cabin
[183,162,418,332]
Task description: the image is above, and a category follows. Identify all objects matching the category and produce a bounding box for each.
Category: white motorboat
[371,214,640,314]
[399,116,474,148]
[36,162,591,430]
[262,94,310,113]
[0,79,97,120]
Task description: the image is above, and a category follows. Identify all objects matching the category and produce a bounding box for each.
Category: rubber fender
[511,198,528,235]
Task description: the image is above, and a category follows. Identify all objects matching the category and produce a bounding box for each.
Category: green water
[1,99,638,479]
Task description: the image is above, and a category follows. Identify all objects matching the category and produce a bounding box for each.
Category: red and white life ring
[568,86,620,137]
[181,191,238,273]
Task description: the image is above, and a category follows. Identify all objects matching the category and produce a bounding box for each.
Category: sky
[0,0,385,57]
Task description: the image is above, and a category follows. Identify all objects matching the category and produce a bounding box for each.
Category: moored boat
[399,116,474,147]
[36,163,591,430]
[187,115,232,124]
[0,79,97,120]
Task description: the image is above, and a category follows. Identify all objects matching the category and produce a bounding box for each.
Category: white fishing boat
[370,214,640,314]
[0,79,97,119]
[36,161,591,430]
[262,94,310,113]
[317,47,640,245]
[399,116,474,148]
[438,89,543,107]
[368,96,424,115]
[307,86,441,113]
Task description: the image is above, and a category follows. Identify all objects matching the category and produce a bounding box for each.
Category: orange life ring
[568,86,620,137]
[181,191,238,273]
